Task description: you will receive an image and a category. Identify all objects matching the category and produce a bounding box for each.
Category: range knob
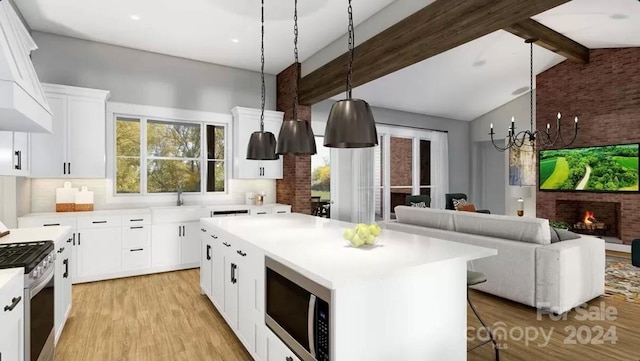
[32,267,40,279]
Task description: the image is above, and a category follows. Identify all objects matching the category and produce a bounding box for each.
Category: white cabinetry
[0,268,24,361]
[0,0,52,133]
[76,215,122,282]
[266,329,301,361]
[31,84,110,178]
[232,107,284,179]
[54,232,73,343]
[151,221,200,268]
[200,228,213,298]
[122,213,151,272]
[0,131,29,176]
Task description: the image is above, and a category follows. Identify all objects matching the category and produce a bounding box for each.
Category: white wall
[470,92,537,216]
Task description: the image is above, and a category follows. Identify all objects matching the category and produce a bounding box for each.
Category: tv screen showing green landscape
[539,144,639,192]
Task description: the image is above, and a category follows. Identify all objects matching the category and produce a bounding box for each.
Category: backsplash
[30,178,277,213]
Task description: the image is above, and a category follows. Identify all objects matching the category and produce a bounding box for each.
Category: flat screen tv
[539,143,639,192]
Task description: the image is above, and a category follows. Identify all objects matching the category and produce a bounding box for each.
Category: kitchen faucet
[177,185,184,206]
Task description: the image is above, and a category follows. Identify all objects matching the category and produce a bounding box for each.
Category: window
[115,116,225,194]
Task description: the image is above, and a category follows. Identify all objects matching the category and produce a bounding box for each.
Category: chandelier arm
[490,133,510,152]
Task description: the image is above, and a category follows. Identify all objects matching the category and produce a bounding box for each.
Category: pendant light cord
[346,0,354,99]
[260,0,266,132]
[529,41,534,133]
[292,0,299,120]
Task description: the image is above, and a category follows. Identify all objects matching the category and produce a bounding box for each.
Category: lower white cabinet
[200,228,213,298]
[122,248,151,271]
[54,235,73,343]
[181,221,201,265]
[266,329,302,361]
[0,269,24,361]
[151,223,182,267]
[76,227,122,279]
[223,255,239,329]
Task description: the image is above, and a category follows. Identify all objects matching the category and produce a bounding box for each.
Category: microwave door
[308,294,317,358]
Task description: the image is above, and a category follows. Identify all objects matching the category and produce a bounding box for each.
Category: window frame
[106,102,232,204]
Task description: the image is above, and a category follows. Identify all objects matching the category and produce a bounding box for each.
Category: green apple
[368,224,382,236]
[365,234,377,245]
[350,234,365,247]
[343,228,356,241]
[356,226,370,240]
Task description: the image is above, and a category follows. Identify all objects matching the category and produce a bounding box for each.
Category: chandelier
[490,38,579,152]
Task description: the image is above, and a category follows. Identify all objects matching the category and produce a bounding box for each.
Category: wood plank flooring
[56,269,640,361]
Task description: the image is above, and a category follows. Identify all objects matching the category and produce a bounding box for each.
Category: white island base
[200,213,496,361]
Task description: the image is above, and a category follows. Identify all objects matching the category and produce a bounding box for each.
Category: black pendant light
[276,0,317,156]
[247,0,279,160]
[324,0,377,148]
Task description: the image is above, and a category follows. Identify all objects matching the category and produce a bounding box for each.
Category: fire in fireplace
[574,211,607,235]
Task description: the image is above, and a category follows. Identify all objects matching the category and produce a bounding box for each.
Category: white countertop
[202,213,497,289]
[0,226,72,246]
[0,268,22,290]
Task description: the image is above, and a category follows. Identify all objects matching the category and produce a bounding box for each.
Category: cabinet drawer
[122,225,151,248]
[122,213,151,226]
[122,248,151,271]
[272,206,291,214]
[77,215,122,229]
[18,216,76,228]
[250,208,272,216]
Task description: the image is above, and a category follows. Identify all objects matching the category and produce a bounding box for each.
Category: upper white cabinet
[31,84,110,178]
[0,131,28,176]
[232,107,283,179]
[0,0,52,133]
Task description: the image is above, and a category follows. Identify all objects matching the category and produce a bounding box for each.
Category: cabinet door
[13,132,29,176]
[200,227,212,297]
[77,227,122,278]
[54,244,65,341]
[71,232,79,283]
[62,245,72,328]
[31,94,67,177]
[151,224,182,267]
[67,96,106,178]
[237,242,262,357]
[224,255,239,330]
[0,270,24,361]
[0,131,13,175]
[211,235,226,310]
[267,329,301,361]
[181,221,201,265]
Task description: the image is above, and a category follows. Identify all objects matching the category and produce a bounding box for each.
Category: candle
[557,112,561,120]
[547,123,550,130]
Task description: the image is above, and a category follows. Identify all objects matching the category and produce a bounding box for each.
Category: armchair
[445,193,490,214]
[405,195,431,208]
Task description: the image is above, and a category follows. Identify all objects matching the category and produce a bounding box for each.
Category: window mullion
[141,117,148,195]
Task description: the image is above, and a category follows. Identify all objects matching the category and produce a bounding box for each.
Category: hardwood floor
[57,269,640,361]
[55,270,251,361]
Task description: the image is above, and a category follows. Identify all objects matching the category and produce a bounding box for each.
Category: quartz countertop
[0,226,72,246]
[202,213,497,289]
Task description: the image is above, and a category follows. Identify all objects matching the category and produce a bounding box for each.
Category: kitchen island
[200,213,497,361]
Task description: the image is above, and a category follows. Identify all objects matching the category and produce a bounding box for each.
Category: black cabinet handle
[4,296,21,312]
[179,225,182,237]
[130,226,144,230]
[57,247,65,253]
[66,237,72,244]
[130,248,144,252]
[130,218,144,222]
[78,232,81,246]
[63,162,66,175]
[73,232,76,246]
[257,212,267,215]
[286,357,293,361]
[222,242,231,247]
[206,245,211,260]
[68,162,71,174]
[92,221,107,224]
[44,223,60,227]
[277,211,287,214]
[63,259,68,278]
[211,235,218,239]
[231,263,237,284]
[14,150,22,170]
[182,225,186,236]
[201,228,207,232]
[237,250,247,257]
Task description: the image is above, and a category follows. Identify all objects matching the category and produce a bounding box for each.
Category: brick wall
[275,63,312,214]
[536,48,640,245]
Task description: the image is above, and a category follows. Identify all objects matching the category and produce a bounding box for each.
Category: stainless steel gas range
[0,241,56,361]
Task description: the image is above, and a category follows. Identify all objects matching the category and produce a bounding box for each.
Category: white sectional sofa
[384,206,605,314]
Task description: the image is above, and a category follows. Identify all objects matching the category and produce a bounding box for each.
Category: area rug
[604,255,640,304]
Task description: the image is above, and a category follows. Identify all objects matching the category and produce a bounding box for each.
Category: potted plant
[550,220,571,230]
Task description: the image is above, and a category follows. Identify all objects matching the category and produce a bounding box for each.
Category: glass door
[389,136,413,219]
[311,136,331,217]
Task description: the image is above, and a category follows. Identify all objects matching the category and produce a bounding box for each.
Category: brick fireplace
[536,48,640,245]
[555,200,621,240]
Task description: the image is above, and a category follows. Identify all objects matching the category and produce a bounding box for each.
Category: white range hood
[0,1,52,133]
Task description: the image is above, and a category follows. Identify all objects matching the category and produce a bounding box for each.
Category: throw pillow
[452,198,467,210]
[410,201,427,208]
[549,227,581,243]
[457,204,477,212]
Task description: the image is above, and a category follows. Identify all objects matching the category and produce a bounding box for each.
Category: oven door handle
[30,265,54,296]
[308,294,317,358]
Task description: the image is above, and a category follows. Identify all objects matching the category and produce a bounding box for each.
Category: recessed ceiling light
[231,38,240,44]
[130,15,141,21]
[610,14,628,20]
[472,60,486,67]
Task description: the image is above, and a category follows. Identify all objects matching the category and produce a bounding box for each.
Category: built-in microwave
[265,257,331,361]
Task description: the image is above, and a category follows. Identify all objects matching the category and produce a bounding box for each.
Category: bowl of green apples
[343,223,382,248]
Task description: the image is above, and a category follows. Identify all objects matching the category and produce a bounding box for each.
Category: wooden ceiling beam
[299,0,570,105]
[505,18,589,64]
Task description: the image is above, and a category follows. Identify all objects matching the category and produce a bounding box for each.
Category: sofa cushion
[550,227,582,243]
[457,204,477,212]
[453,211,551,245]
[394,206,455,231]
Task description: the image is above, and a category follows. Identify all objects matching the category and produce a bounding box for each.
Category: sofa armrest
[535,236,605,314]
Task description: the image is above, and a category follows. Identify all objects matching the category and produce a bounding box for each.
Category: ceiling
[16,0,640,121]
[15,0,396,74]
